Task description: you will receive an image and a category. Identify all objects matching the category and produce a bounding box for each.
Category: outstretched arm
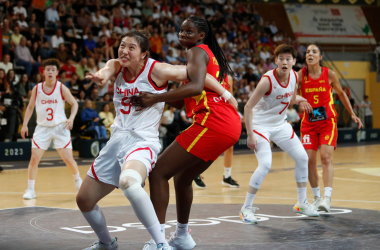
[85,59,121,85]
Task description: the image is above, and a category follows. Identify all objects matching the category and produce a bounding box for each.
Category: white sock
[28,180,35,190]
[243,192,256,208]
[297,187,307,203]
[147,222,166,245]
[312,187,321,198]
[176,222,188,236]
[324,187,333,197]
[82,205,112,245]
[73,172,81,181]
[224,167,231,178]
[161,224,166,236]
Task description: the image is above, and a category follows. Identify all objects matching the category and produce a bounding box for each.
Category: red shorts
[176,123,238,162]
[301,117,338,151]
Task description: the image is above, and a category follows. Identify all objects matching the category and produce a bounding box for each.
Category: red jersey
[183,44,241,140]
[300,66,337,123]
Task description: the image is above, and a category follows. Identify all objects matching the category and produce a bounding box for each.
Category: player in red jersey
[133,16,241,249]
[297,44,362,212]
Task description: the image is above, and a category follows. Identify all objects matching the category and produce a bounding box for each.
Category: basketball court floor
[0,144,379,249]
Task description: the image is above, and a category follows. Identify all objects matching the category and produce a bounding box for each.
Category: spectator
[160,106,181,144]
[166,50,179,65]
[10,26,23,47]
[100,92,112,102]
[77,89,86,102]
[204,4,215,17]
[25,27,39,47]
[65,73,81,95]
[260,46,271,61]
[76,58,89,80]
[51,29,65,50]
[1,20,12,54]
[0,69,9,94]
[92,10,109,28]
[14,73,30,99]
[30,73,42,88]
[7,69,18,86]
[87,58,98,75]
[28,13,40,31]
[13,1,27,18]
[107,32,120,59]
[83,32,97,58]
[16,14,29,31]
[99,103,114,136]
[257,59,266,76]
[30,41,41,64]
[150,31,162,60]
[0,54,13,73]
[68,43,82,63]
[361,95,373,129]
[95,35,114,60]
[243,68,258,84]
[56,43,68,65]
[98,25,111,38]
[166,26,179,45]
[81,99,108,139]
[264,58,274,71]
[39,41,53,60]
[287,104,300,131]
[61,59,76,79]
[45,2,60,30]
[245,81,256,98]
[36,27,48,46]
[177,50,187,65]
[63,17,78,43]
[15,37,41,77]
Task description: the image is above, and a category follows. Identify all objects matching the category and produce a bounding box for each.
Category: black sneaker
[194,175,206,189]
[222,175,240,187]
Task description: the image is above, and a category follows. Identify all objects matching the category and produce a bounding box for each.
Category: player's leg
[57,148,82,190]
[240,141,272,223]
[222,146,240,187]
[318,144,334,212]
[77,176,117,249]
[24,148,45,199]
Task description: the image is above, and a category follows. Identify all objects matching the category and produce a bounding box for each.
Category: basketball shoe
[222,175,240,187]
[23,188,36,199]
[293,199,319,217]
[157,243,173,250]
[310,196,323,211]
[75,178,83,191]
[239,205,258,224]
[82,237,118,250]
[318,196,331,212]
[168,231,196,250]
[193,175,206,189]
[142,239,156,250]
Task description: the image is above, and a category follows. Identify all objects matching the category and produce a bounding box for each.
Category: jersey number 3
[46,108,54,121]
[121,97,132,114]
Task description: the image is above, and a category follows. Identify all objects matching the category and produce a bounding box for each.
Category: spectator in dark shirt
[81,99,108,139]
[68,43,82,63]
[177,49,187,65]
[243,67,259,83]
[83,32,96,58]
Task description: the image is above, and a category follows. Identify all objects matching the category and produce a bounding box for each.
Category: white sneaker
[82,237,118,250]
[142,239,156,250]
[318,196,331,212]
[239,205,258,224]
[168,231,196,250]
[23,188,36,200]
[75,178,83,191]
[293,200,319,217]
[310,196,323,211]
[157,243,173,250]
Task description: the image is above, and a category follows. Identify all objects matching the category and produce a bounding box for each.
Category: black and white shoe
[193,175,206,189]
[222,175,240,188]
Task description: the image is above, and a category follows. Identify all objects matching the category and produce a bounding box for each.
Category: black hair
[43,58,60,70]
[120,30,150,59]
[186,15,234,82]
[274,44,297,58]
[305,43,323,80]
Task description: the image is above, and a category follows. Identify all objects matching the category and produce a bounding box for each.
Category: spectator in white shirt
[45,2,60,30]
[152,6,160,19]
[186,3,196,14]
[92,10,109,27]
[16,14,28,31]
[260,46,271,62]
[269,21,278,35]
[13,1,27,18]
[14,37,41,77]
[0,54,13,73]
[51,29,65,50]
[217,32,228,47]
[204,5,215,17]
[166,26,179,45]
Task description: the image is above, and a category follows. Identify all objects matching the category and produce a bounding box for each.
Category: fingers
[85,72,94,79]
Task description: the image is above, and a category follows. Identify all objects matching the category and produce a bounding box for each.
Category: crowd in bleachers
[0,0,335,141]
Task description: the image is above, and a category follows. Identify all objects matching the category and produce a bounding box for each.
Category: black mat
[0,204,379,250]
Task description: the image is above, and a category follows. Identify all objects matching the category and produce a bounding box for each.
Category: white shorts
[87,129,161,188]
[252,122,295,145]
[32,123,72,150]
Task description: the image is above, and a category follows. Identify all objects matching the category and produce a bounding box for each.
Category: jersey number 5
[279,102,289,115]
[121,97,132,114]
[46,108,53,121]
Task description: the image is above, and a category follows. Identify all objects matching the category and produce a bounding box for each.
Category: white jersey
[35,81,67,127]
[252,69,297,127]
[112,58,167,141]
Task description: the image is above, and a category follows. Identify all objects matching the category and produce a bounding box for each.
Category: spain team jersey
[183,44,241,140]
[300,67,337,124]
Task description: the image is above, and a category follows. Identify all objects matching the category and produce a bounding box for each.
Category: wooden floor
[0,144,379,211]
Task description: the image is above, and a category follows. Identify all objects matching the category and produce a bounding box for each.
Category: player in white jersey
[21,59,82,200]
[76,30,237,250]
[240,45,318,224]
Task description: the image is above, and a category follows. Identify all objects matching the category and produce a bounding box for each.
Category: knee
[30,155,40,166]
[119,169,142,191]
[320,153,332,167]
[119,176,139,190]
[297,152,309,166]
[258,160,272,175]
[76,193,93,212]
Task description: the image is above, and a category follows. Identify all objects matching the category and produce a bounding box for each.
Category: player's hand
[299,101,313,114]
[131,92,158,111]
[352,114,363,129]
[247,134,257,151]
[64,119,73,130]
[85,72,106,85]
[227,95,238,110]
[21,125,28,139]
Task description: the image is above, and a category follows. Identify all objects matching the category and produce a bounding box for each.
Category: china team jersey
[35,81,67,127]
[183,44,241,140]
[252,69,297,127]
[112,58,167,141]
[300,66,337,123]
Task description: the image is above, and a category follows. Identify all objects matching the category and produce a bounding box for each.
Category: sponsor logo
[276,91,294,99]
[305,87,326,93]
[116,87,139,97]
[212,57,219,65]
[41,99,58,104]
[325,135,330,140]
[319,80,326,83]
[302,134,312,145]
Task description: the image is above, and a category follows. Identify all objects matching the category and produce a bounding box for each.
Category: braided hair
[186,16,234,82]
[305,43,323,80]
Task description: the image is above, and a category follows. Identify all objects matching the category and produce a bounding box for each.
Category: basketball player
[298,44,362,212]
[76,30,236,250]
[21,59,82,200]
[240,44,319,224]
[133,16,241,250]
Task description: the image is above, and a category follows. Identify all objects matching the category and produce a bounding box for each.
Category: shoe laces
[245,206,259,214]
[229,177,239,185]
[144,239,155,245]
